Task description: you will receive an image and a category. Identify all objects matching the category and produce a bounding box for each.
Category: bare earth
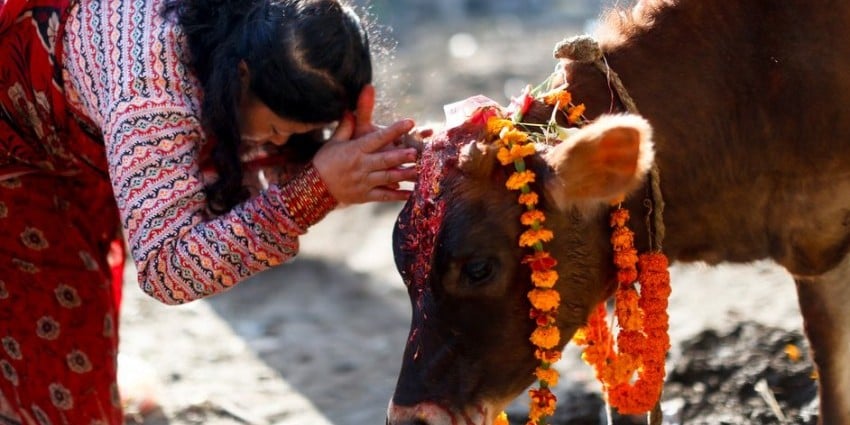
[118,13,817,425]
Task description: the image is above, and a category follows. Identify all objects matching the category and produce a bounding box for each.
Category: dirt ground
[117,9,819,425]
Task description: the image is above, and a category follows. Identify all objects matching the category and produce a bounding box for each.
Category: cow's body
[388,1,850,424]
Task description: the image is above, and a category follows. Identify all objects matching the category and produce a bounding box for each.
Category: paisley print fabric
[1,0,337,422]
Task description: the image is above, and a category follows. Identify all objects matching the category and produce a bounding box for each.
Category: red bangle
[279,162,338,230]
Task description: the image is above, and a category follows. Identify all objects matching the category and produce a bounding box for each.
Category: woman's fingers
[366,187,414,203]
[364,165,418,188]
[358,119,415,153]
[367,145,418,172]
[312,114,420,205]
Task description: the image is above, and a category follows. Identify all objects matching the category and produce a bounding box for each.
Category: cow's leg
[795,255,850,425]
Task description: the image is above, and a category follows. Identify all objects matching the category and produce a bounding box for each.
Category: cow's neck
[567,1,776,266]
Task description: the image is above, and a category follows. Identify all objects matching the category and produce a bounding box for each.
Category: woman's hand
[312,85,419,204]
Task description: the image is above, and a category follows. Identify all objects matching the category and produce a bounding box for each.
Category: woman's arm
[104,98,336,304]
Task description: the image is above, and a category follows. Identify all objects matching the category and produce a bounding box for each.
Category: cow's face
[388,110,655,425]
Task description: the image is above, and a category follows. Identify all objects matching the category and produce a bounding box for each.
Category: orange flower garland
[572,207,671,415]
[487,85,669,424]
[488,114,561,424]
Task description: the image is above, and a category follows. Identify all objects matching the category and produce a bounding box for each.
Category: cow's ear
[542,114,654,210]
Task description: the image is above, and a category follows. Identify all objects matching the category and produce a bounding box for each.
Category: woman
[0,0,419,423]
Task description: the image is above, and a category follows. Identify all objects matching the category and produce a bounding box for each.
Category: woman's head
[164,0,372,213]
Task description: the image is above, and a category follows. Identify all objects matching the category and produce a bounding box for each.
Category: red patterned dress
[0,0,337,423]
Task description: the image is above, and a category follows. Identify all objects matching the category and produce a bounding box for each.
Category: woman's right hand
[311,113,418,205]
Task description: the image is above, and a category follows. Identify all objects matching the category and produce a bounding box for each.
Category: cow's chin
[386,398,511,425]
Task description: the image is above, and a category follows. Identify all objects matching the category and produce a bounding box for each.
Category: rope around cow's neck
[553,35,666,253]
[554,35,667,425]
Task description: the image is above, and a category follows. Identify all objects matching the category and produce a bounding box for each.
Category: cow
[386,1,850,424]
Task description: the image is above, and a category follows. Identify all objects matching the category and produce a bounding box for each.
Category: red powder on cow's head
[397,120,489,292]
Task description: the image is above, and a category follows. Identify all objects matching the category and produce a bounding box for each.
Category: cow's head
[387,101,654,425]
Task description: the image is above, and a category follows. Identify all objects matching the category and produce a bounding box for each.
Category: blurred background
[361,0,604,123]
[119,1,807,425]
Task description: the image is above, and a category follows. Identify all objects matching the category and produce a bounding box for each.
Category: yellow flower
[521,210,546,226]
[542,90,572,110]
[601,353,640,387]
[487,117,514,136]
[785,344,801,362]
[506,170,536,191]
[528,288,560,311]
[497,144,537,166]
[568,103,586,124]
[535,348,563,363]
[493,412,509,425]
[500,129,529,146]
[535,366,560,387]
[528,388,557,420]
[518,192,539,207]
[519,228,553,247]
[571,327,589,345]
[531,269,558,288]
[530,326,560,349]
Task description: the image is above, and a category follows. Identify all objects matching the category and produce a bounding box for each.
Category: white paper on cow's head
[442,95,501,128]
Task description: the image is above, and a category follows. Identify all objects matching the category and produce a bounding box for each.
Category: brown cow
[387,1,850,424]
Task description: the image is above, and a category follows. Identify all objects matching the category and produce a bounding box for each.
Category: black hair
[162,0,372,214]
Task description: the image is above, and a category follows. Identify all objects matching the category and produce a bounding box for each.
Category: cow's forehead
[397,123,485,291]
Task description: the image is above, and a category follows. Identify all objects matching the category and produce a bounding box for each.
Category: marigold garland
[485,85,571,424]
[572,207,672,415]
[487,85,669,424]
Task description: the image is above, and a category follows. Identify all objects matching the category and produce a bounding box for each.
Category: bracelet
[279,162,338,230]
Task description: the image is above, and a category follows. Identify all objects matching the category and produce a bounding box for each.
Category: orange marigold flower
[601,353,639,387]
[523,251,558,271]
[610,208,630,228]
[535,348,563,364]
[487,117,514,136]
[520,228,554,247]
[528,288,560,312]
[506,170,536,191]
[567,103,586,124]
[571,327,590,345]
[535,366,560,387]
[528,388,557,420]
[609,382,659,415]
[531,269,559,288]
[785,344,801,362]
[530,326,560,349]
[614,248,639,269]
[493,411,509,425]
[518,192,539,207]
[616,330,646,356]
[611,227,634,251]
[521,210,546,226]
[498,143,537,166]
[501,129,530,146]
[542,89,572,110]
[615,287,643,331]
[530,308,556,326]
[639,252,669,271]
[617,268,638,285]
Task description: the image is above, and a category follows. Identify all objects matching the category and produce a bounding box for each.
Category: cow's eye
[461,257,496,286]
